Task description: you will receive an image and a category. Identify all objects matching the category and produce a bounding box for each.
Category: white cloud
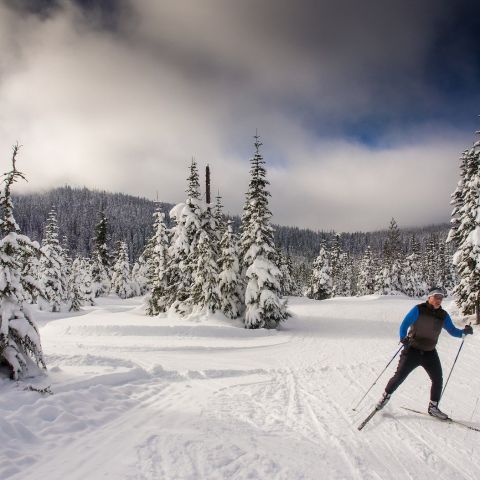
[268,134,466,231]
[0,1,474,232]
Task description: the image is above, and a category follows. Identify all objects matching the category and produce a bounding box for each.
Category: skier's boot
[375,392,391,410]
[428,401,449,420]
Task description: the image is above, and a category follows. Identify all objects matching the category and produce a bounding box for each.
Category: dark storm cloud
[5,0,130,30]
[0,0,479,231]
[123,0,480,127]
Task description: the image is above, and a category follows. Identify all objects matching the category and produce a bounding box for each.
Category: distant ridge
[13,186,450,261]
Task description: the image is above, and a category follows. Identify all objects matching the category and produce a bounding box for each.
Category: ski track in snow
[1,295,479,480]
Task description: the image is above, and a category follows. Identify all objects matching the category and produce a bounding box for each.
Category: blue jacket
[400,305,464,341]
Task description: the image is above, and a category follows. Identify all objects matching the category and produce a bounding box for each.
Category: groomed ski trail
[2,295,479,479]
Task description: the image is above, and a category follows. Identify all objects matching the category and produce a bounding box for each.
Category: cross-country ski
[401,406,480,433]
[357,408,380,431]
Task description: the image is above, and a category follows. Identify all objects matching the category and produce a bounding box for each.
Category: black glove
[400,336,411,347]
[463,325,473,335]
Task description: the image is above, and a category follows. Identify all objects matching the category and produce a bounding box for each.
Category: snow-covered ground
[1,295,479,480]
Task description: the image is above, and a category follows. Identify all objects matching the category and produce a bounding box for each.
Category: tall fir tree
[240,135,289,328]
[91,211,111,297]
[448,133,480,323]
[145,210,170,315]
[94,211,111,267]
[0,145,46,379]
[166,160,203,315]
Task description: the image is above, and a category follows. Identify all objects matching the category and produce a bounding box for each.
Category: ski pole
[439,323,471,404]
[352,344,403,411]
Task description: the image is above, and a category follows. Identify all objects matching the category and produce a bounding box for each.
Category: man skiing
[376,287,474,419]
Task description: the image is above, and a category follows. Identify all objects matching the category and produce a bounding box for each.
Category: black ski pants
[385,347,443,402]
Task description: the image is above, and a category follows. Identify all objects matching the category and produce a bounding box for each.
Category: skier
[376,287,473,419]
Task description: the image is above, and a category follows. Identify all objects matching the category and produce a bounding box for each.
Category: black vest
[408,303,447,351]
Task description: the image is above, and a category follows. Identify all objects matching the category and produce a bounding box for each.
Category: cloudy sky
[1,0,479,232]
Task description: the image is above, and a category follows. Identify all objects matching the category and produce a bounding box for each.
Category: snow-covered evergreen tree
[357,246,376,295]
[292,259,311,296]
[345,253,358,296]
[218,221,242,318]
[91,211,111,297]
[213,193,227,240]
[307,243,332,300]
[37,208,68,312]
[448,133,480,322]
[145,210,170,315]
[336,252,352,296]
[166,160,203,315]
[0,145,46,379]
[68,257,84,311]
[377,218,404,294]
[21,246,41,305]
[190,205,221,314]
[441,240,457,292]
[437,240,453,292]
[60,235,73,305]
[403,255,424,298]
[329,234,343,297]
[277,249,296,296]
[402,236,426,297]
[70,257,95,307]
[94,211,111,266]
[240,135,289,328]
[111,241,135,299]
[131,257,149,296]
[91,251,111,298]
[166,203,192,313]
[423,234,438,289]
[374,266,390,295]
[466,220,480,319]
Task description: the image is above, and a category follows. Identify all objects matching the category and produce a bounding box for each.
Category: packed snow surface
[1,295,479,480]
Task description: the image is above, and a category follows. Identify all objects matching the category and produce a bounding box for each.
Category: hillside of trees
[13,186,449,262]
